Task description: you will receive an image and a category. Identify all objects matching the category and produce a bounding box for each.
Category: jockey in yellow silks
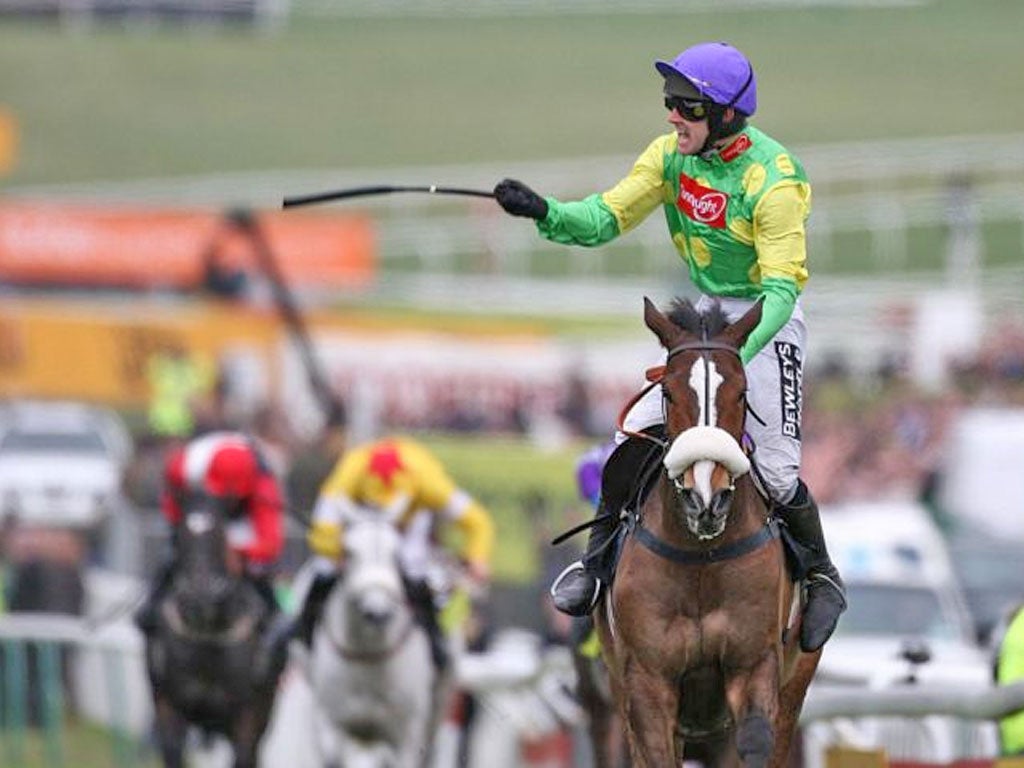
[293,436,494,671]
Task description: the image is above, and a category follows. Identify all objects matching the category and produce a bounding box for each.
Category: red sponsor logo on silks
[719,133,752,162]
[676,174,729,228]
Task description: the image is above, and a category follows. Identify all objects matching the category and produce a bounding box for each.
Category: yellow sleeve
[600,134,675,235]
[308,447,371,559]
[752,180,811,289]
[401,440,494,565]
[448,495,494,565]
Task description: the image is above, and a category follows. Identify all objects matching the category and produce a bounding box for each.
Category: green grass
[1,719,156,768]
[1,0,1023,186]
[399,432,591,582]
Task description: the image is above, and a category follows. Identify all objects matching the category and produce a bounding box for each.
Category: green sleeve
[739,277,799,364]
[536,194,621,247]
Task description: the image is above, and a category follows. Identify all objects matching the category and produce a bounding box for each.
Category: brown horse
[593,297,820,768]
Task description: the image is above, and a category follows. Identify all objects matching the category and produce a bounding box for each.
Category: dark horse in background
[143,494,285,768]
[591,297,820,768]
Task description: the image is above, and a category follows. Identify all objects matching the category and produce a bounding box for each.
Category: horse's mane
[666,298,729,338]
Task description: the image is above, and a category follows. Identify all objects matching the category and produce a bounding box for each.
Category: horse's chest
[615,560,782,668]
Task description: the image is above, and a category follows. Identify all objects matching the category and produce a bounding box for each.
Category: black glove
[493,178,548,220]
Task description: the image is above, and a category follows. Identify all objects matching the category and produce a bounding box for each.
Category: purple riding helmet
[655,41,757,116]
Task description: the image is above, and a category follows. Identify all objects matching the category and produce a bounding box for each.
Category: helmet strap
[699,104,748,158]
[697,61,754,157]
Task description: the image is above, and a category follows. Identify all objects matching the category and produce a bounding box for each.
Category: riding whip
[282,184,495,209]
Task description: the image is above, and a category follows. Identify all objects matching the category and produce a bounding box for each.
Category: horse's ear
[722,298,764,349]
[643,296,680,349]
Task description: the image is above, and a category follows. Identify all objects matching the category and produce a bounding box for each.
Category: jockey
[493,41,846,653]
[292,436,494,671]
[134,431,285,635]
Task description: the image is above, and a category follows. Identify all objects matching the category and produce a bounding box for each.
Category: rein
[619,334,779,563]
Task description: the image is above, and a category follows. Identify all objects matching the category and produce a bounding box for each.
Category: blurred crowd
[120,315,1024,526]
[803,317,1024,508]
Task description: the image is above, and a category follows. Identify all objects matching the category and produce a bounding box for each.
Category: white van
[803,501,998,767]
[821,500,978,655]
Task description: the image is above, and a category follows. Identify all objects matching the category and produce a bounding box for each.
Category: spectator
[993,603,1024,756]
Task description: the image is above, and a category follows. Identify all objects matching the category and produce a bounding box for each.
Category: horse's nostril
[676,486,705,516]
[362,606,392,627]
[359,592,394,627]
[709,488,734,517]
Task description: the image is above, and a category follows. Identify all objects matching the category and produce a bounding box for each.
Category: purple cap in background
[655,41,758,117]
[576,441,616,508]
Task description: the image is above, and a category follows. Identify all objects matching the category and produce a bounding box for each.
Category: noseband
[631,336,778,560]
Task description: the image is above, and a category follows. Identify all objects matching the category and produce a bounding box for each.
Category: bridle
[322,520,420,663]
[625,335,779,559]
[617,337,747,450]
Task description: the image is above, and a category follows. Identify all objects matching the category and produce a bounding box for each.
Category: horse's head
[170,494,242,633]
[643,296,762,540]
[333,511,407,642]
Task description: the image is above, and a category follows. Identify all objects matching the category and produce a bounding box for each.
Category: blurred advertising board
[0,203,375,290]
[0,299,280,405]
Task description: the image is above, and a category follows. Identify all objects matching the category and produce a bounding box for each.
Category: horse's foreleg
[725,651,781,768]
[574,654,618,768]
[771,649,821,768]
[229,704,271,768]
[620,665,679,767]
[153,697,188,768]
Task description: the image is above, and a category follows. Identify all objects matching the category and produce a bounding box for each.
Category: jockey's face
[666,101,711,156]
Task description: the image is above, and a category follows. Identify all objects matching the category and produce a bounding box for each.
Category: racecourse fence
[3,610,1024,768]
[0,614,148,768]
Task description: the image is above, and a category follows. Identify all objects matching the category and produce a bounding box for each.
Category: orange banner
[0,204,375,289]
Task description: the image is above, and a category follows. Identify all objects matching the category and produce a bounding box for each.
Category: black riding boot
[777,481,847,652]
[551,429,665,618]
[405,578,449,673]
[133,559,175,635]
[550,507,618,617]
[295,571,337,648]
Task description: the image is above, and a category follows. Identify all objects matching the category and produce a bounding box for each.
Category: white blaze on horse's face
[185,511,215,535]
[689,356,723,428]
[688,356,723,506]
[662,354,751,514]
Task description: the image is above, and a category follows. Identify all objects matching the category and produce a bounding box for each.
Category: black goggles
[664,95,709,121]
